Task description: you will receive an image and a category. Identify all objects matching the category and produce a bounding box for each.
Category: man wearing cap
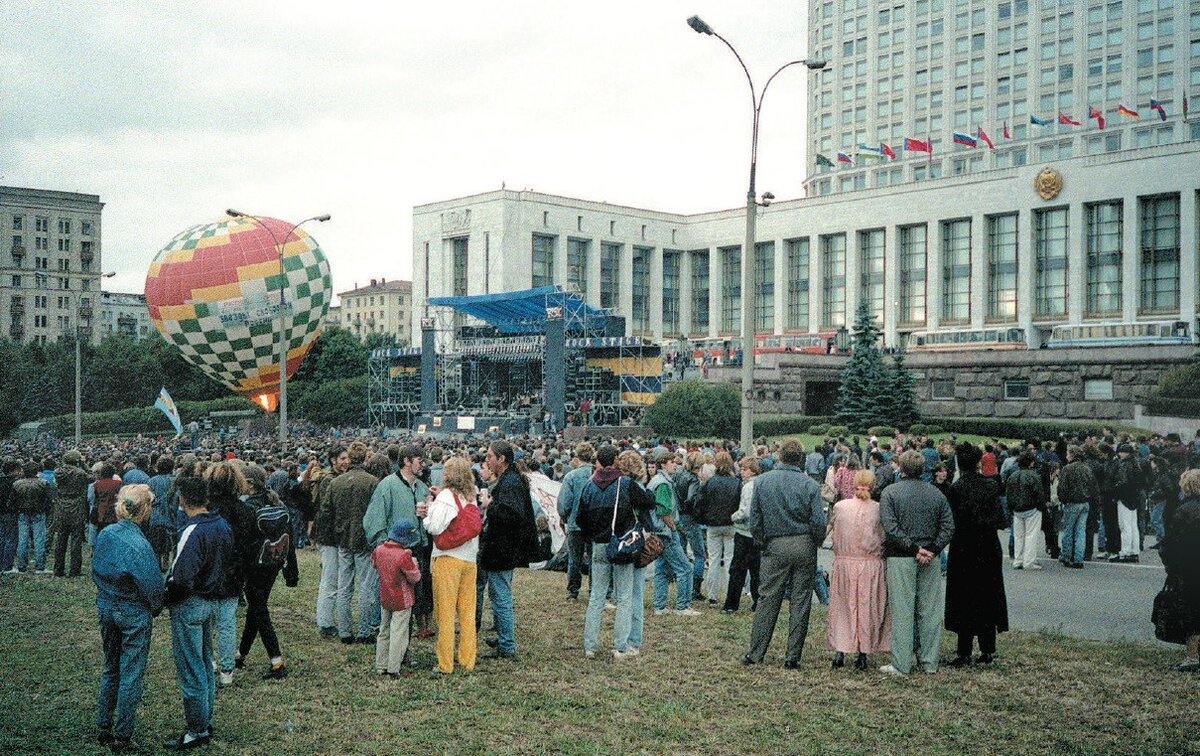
[1107,443,1144,563]
[52,450,91,578]
[556,442,595,600]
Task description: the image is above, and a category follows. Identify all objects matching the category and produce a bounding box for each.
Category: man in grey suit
[742,439,827,669]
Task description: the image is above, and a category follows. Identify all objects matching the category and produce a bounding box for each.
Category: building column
[883,225,901,348]
[845,232,861,330]
[709,248,724,338]
[927,221,942,332]
[619,244,633,336]
[808,237,822,334]
[679,251,693,340]
[1180,189,1198,333]
[650,247,664,342]
[586,239,600,310]
[1016,208,1035,346]
[970,214,987,330]
[1122,193,1139,323]
[773,238,785,335]
[1067,202,1087,324]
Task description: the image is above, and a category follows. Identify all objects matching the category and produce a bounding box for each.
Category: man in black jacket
[0,459,22,573]
[479,441,538,659]
[1108,444,1143,563]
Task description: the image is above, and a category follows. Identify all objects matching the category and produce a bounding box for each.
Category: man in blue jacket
[164,476,232,751]
[556,442,595,600]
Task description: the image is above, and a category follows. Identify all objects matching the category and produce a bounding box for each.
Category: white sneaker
[584,650,595,659]
[218,671,235,686]
[878,664,905,676]
[612,648,635,661]
[653,608,671,616]
[604,601,616,610]
[625,646,640,657]
[675,608,702,617]
[1011,562,1022,569]
[1026,563,1043,570]
[36,569,51,575]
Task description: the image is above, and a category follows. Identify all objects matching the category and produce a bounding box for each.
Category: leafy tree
[365,331,404,350]
[835,302,891,431]
[293,376,368,427]
[886,349,921,430]
[293,326,368,385]
[643,379,739,439]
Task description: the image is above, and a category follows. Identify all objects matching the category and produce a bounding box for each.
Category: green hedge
[923,416,1152,441]
[41,397,261,438]
[751,415,835,437]
[1144,396,1200,420]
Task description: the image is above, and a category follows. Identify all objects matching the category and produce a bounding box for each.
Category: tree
[293,376,368,427]
[835,302,891,431]
[293,326,368,385]
[886,349,921,430]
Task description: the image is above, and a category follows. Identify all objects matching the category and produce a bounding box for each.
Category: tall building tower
[1,186,105,345]
[806,0,1200,195]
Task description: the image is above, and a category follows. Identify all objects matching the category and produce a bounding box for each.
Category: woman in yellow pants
[422,456,481,674]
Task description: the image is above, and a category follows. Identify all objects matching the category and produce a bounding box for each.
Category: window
[720,246,741,333]
[1085,201,1122,316]
[691,250,710,331]
[786,238,810,330]
[662,250,681,334]
[600,242,621,311]
[820,235,846,328]
[57,218,71,235]
[899,225,927,325]
[35,217,48,233]
[451,237,468,297]
[754,242,774,333]
[631,247,651,333]
[931,379,956,400]
[566,238,589,294]
[859,229,885,324]
[11,216,21,231]
[81,221,92,236]
[941,220,971,322]
[1034,207,1069,318]
[531,234,555,288]
[1003,379,1031,400]
[1084,378,1114,400]
[1139,194,1180,314]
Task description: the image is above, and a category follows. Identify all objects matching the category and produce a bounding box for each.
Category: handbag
[433,492,482,551]
[606,481,644,565]
[635,530,664,568]
[1152,577,1190,645]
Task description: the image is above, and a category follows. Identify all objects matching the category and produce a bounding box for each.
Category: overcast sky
[2,1,812,301]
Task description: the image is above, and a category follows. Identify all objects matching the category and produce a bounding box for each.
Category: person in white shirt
[421,456,481,675]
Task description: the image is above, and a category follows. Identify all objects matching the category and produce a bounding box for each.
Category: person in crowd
[52,449,90,578]
[312,445,348,638]
[203,461,256,687]
[332,441,381,644]
[147,455,178,571]
[13,460,55,574]
[697,450,740,607]
[0,459,22,573]
[944,443,1007,666]
[556,442,595,601]
[648,450,699,618]
[1146,455,1178,549]
[825,468,889,671]
[1084,443,1111,561]
[364,444,432,639]
[724,456,762,614]
[879,450,955,676]
[834,456,860,502]
[1159,469,1200,672]
[869,450,894,502]
[805,444,827,483]
[235,464,299,680]
[479,440,539,660]
[675,451,707,598]
[1107,443,1143,562]
[422,456,480,675]
[427,446,446,489]
[164,475,232,751]
[1057,445,1100,569]
[91,462,122,533]
[931,462,952,499]
[1006,452,1046,570]
[92,484,164,753]
[372,520,422,677]
[743,439,826,669]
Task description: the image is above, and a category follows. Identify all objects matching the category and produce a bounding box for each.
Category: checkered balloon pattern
[144,217,332,404]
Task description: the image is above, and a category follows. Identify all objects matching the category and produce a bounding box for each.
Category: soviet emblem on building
[1035,167,1063,201]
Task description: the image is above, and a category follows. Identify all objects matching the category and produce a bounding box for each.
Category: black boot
[693,576,703,597]
[854,653,868,670]
[831,652,845,669]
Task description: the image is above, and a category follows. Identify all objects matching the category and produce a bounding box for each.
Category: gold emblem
[1035,167,1062,201]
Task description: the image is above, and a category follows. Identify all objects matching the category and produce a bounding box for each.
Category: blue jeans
[336,548,376,639]
[0,512,18,571]
[16,513,47,571]
[316,545,339,630]
[486,570,515,654]
[169,596,217,737]
[1060,502,1089,565]
[584,545,634,653]
[652,530,693,610]
[630,565,645,648]
[1149,499,1166,542]
[215,596,238,673]
[678,514,707,581]
[97,603,153,740]
[813,563,829,606]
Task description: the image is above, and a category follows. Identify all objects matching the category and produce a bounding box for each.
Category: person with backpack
[695,451,741,606]
[423,454,482,675]
[235,464,299,681]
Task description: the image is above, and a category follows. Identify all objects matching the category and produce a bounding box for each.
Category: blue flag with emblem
[154,386,184,435]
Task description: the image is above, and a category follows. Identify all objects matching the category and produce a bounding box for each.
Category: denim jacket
[92,519,165,616]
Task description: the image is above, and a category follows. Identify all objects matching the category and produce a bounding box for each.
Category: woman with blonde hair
[92,484,164,751]
[825,468,890,670]
[422,455,481,674]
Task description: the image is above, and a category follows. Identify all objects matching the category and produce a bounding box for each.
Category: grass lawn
[2,548,1196,755]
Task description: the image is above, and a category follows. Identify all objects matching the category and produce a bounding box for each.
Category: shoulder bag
[433,492,482,551]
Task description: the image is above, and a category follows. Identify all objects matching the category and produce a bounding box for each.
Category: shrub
[867,425,896,437]
[752,415,835,437]
[644,380,740,439]
[807,423,829,435]
[922,416,1151,441]
[1144,396,1200,419]
[42,396,260,437]
[826,425,851,437]
[1154,363,1200,399]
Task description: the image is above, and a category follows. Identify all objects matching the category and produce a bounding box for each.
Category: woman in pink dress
[826,468,891,670]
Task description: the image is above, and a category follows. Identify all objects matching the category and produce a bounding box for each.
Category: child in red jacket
[371,521,422,676]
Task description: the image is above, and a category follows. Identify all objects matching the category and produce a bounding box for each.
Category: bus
[1045,321,1191,348]
[907,327,1027,352]
[689,337,742,366]
[753,332,839,355]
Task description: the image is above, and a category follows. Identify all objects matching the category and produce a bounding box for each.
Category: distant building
[99,291,152,341]
[338,278,412,344]
[1,186,105,345]
[325,304,342,330]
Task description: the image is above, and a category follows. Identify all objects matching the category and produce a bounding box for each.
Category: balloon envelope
[145,217,332,408]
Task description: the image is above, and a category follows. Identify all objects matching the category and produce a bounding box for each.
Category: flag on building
[1184,92,1190,122]
[1058,112,1081,126]
[1117,104,1140,119]
[952,131,977,147]
[881,142,896,159]
[903,136,933,162]
[816,154,834,167]
[977,126,995,149]
[1003,120,1011,139]
[1030,114,1051,126]
[1150,98,1167,121]
[836,151,853,164]
[857,144,884,158]
[1088,105,1106,130]
[154,387,184,435]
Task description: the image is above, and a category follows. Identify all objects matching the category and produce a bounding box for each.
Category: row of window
[510,194,1188,336]
[9,275,93,291]
[8,216,93,236]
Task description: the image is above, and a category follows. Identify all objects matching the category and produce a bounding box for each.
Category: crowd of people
[1,421,1199,751]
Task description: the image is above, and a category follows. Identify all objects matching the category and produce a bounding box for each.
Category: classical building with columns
[412,140,1199,421]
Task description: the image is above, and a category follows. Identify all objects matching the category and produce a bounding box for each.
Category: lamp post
[225,210,331,454]
[687,15,826,454]
[52,270,116,446]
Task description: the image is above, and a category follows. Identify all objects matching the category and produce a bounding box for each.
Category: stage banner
[457,416,476,430]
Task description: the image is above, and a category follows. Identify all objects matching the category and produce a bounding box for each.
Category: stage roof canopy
[427,285,608,334]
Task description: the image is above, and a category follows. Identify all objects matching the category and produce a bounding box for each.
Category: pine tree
[887,348,921,430]
[835,302,889,430]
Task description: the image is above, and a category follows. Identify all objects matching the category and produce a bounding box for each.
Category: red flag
[881,142,896,160]
[1058,112,1081,126]
[1002,120,1011,139]
[977,126,995,150]
[1088,105,1106,130]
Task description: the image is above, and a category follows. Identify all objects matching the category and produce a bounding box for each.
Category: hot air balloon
[145,216,332,411]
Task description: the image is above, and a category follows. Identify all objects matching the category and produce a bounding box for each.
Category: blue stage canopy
[427,285,608,334]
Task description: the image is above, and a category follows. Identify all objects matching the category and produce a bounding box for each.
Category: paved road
[816,532,1168,644]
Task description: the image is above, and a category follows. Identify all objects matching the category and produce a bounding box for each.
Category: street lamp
[686,14,826,454]
[52,270,116,446]
[225,209,331,454]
